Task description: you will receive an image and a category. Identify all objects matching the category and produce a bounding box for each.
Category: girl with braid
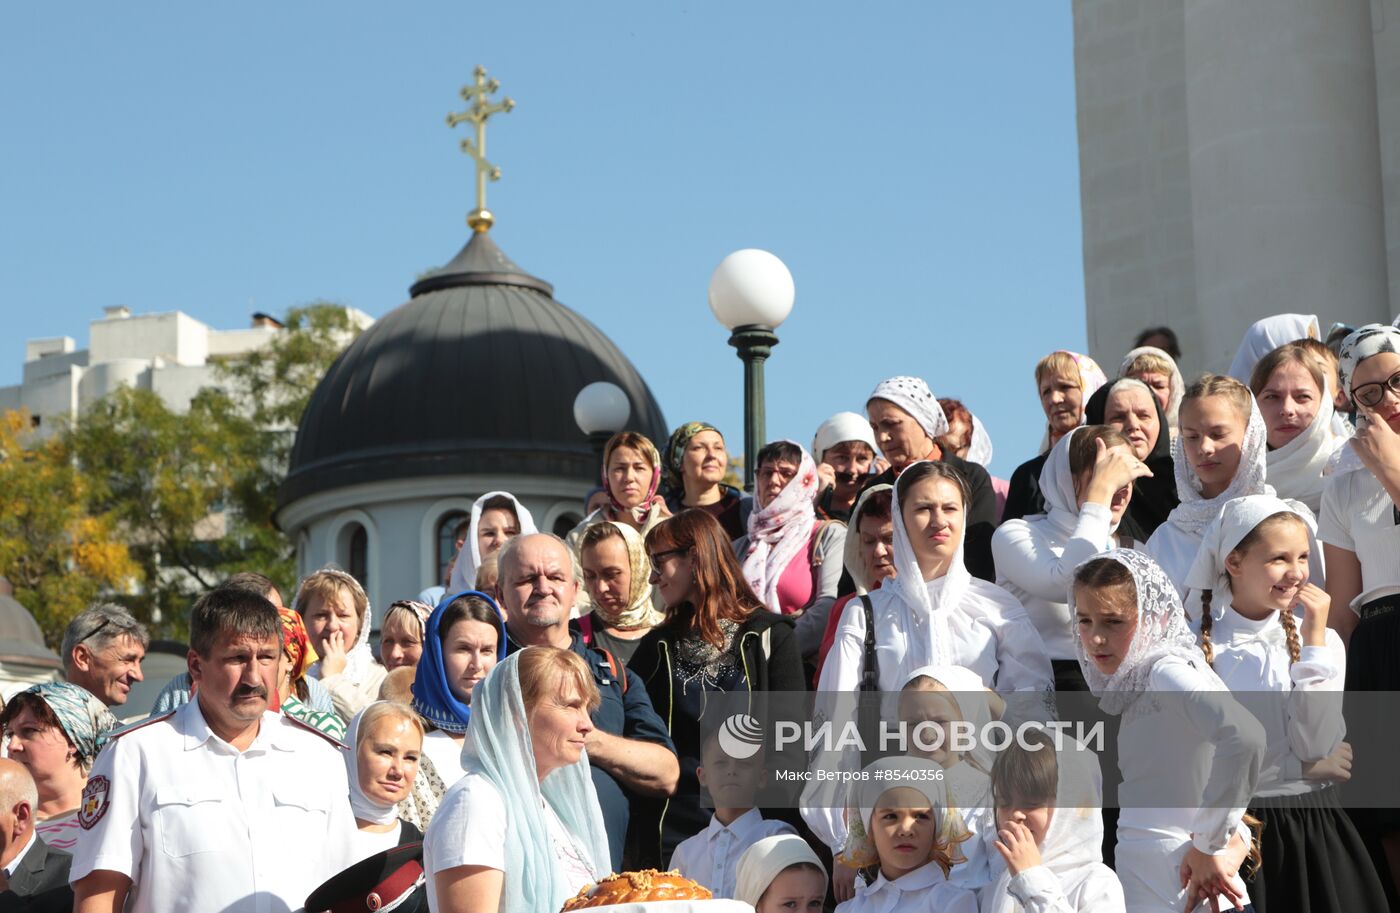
[1183,496,1386,913]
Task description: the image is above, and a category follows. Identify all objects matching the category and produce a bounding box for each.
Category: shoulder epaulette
[107,709,177,741]
[284,713,349,750]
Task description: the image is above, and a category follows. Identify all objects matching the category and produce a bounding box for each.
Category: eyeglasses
[648,548,687,567]
[1351,369,1400,409]
[78,618,114,647]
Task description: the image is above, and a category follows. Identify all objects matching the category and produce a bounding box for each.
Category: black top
[279,230,669,508]
[861,451,998,582]
[1001,452,1052,525]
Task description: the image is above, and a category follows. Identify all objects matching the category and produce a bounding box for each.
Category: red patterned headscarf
[278,607,318,683]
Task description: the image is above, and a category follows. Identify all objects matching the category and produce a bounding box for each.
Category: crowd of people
[1,315,1398,913]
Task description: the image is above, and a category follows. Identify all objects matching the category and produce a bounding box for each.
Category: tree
[0,410,140,646]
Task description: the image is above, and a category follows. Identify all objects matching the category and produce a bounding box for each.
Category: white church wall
[1375,0,1400,318]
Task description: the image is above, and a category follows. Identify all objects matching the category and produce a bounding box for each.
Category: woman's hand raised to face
[1350,403,1400,500]
[319,629,350,678]
[1293,583,1330,648]
[1085,438,1152,506]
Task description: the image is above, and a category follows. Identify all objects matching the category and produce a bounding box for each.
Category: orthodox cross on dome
[447,65,515,232]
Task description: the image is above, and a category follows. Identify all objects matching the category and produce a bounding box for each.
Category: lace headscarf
[585,522,665,630]
[1121,345,1185,432]
[602,434,664,525]
[1070,549,1206,715]
[447,492,538,593]
[1228,314,1321,383]
[743,442,820,613]
[462,652,610,912]
[23,682,119,771]
[886,462,970,671]
[299,568,376,685]
[1167,393,1270,536]
[410,590,506,735]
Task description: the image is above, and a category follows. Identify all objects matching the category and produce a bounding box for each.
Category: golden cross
[447,65,515,232]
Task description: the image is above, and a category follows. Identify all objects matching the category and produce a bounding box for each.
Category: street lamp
[574,381,630,466]
[708,249,795,491]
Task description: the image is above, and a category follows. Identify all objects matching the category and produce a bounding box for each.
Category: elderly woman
[380,599,433,674]
[1002,350,1108,523]
[1120,345,1184,436]
[297,567,387,722]
[346,702,426,862]
[411,591,506,788]
[733,440,847,659]
[1,682,118,852]
[811,412,880,522]
[447,492,538,594]
[577,521,663,664]
[424,648,610,913]
[662,422,752,540]
[629,509,805,863]
[1085,377,1179,541]
[863,376,998,581]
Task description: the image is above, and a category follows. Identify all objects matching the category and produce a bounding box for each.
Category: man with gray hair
[0,758,71,899]
[61,604,148,708]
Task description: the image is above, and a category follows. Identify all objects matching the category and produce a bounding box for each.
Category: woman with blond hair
[297,567,387,722]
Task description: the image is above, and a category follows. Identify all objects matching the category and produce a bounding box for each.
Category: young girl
[1184,496,1388,912]
[836,757,978,913]
[984,728,1124,913]
[900,664,1015,895]
[447,491,536,592]
[1072,549,1265,913]
[735,833,829,913]
[1146,374,1270,594]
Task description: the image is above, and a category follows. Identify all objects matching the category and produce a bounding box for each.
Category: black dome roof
[278,232,668,508]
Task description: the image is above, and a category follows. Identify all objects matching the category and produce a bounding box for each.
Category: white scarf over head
[843,755,965,868]
[1121,345,1184,432]
[843,483,895,594]
[1167,393,1270,537]
[345,703,405,826]
[300,568,376,684]
[983,737,1106,913]
[888,462,970,671]
[1036,426,1118,539]
[903,664,997,774]
[966,413,994,467]
[1070,549,1208,715]
[1183,495,1320,626]
[868,376,949,441]
[1263,379,1342,510]
[1227,314,1320,383]
[743,442,820,613]
[734,833,828,910]
[448,491,538,593]
[812,411,878,461]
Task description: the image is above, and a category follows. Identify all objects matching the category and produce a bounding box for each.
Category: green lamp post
[708,249,796,491]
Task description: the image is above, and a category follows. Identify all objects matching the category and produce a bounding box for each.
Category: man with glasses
[496,532,678,869]
[59,605,148,709]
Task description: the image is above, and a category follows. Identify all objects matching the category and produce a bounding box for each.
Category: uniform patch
[78,775,110,830]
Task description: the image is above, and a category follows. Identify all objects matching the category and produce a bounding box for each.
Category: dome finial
[447,65,515,233]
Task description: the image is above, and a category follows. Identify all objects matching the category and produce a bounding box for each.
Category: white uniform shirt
[1319,467,1400,609]
[667,808,795,899]
[70,699,358,913]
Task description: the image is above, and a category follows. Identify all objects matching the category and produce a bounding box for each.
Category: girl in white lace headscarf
[1146,374,1272,594]
[1070,549,1265,913]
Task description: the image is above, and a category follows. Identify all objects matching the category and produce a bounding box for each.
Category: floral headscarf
[585,522,665,630]
[24,682,119,770]
[602,434,664,525]
[663,421,723,493]
[277,607,318,684]
[1069,549,1207,715]
[742,442,820,614]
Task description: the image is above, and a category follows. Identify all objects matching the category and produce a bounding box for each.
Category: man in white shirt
[70,586,357,913]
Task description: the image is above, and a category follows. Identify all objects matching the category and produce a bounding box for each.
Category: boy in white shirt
[669,730,795,899]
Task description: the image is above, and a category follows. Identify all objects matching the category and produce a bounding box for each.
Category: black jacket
[861,451,998,582]
[0,836,71,906]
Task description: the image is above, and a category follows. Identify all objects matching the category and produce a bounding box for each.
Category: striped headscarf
[25,682,119,770]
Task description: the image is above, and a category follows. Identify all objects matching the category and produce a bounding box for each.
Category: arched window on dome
[343,523,369,592]
[436,510,470,588]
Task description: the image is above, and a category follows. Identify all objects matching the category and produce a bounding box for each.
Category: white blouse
[1318,467,1400,609]
[982,863,1125,913]
[1143,523,1201,597]
[992,503,1118,660]
[1190,605,1344,797]
[421,730,468,786]
[835,862,978,913]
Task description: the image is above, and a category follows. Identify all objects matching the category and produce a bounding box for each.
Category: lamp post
[708,249,795,491]
[574,381,631,470]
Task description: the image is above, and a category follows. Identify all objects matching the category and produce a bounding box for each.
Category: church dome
[279,231,669,508]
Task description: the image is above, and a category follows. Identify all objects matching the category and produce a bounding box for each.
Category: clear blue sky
[0,3,1087,478]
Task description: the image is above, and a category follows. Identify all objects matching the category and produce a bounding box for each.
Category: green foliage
[0,410,140,646]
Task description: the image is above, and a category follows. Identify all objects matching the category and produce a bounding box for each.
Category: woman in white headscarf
[982,731,1123,913]
[424,647,610,913]
[1120,345,1184,435]
[1227,313,1321,384]
[345,702,425,862]
[447,492,537,594]
[1071,549,1265,913]
[733,440,846,659]
[1145,374,1275,595]
[865,376,999,582]
[993,425,1147,692]
[1249,341,1348,514]
[812,411,881,522]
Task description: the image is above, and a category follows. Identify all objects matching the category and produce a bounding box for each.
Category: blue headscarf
[464,651,610,912]
[410,590,506,734]
[26,682,119,769]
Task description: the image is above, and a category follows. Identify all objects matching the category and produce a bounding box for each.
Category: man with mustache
[497,533,679,870]
[70,586,357,913]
